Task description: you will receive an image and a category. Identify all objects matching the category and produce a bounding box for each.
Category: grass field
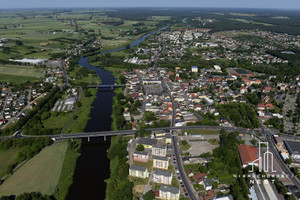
[53,140,81,200]
[270,16,290,19]
[0,65,44,78]
[0,142,68,196]
[0,74,42,83]
[231,18,274,26]
[43,112,74,130]
[0,65,44,83]
[183,129,220,135]
[0,149,19,178]
[229,13,257,17]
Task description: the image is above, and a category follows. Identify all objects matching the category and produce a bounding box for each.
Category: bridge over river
[14,126,254,141]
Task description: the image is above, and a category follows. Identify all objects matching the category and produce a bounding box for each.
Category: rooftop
[153,156,169,161]
[130,165,147,172]
[138,137,157,146]
[285,141,300,155]
[159,184,180,194]
[238,144,258,166]
[153,169,172,177]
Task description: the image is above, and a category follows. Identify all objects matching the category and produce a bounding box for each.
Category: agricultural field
[0,141,68,196]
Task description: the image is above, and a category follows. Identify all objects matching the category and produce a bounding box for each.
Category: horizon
[1,0,300,10]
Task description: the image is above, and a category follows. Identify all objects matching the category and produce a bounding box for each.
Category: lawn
[0,149,19,178]
[183,129,220,135]
[0,141,68,196]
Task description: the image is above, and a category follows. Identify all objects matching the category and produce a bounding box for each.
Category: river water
[66,26,168,200]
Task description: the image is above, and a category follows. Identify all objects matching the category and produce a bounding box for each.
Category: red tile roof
[238,144,258,166]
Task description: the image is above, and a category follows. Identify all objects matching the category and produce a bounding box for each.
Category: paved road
[263,126,300,189]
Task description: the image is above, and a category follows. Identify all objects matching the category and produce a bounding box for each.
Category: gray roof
[153,156,169,161]
[152,145,167,149]
[130,165,147,172]
[285,141,300,155]
[134,151,149,156]
[203,178,212,187]
[138,137,157,146]
[153,169,172,177]
[159,184,180,194]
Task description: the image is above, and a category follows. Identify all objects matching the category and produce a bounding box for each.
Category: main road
[262,125,300,189]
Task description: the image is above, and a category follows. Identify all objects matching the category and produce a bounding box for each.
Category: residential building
[203,178,213,191]
[129,165,149,178]
[159,184,180,200]
[153,156,169,169]
[133,151,149,163]
[137,137,157,149]
[153,169,172,185]
[152,145,167,157]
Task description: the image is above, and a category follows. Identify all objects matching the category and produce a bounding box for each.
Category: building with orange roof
[238,144,259,168]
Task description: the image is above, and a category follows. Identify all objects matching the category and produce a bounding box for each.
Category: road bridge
[87,84,125,89]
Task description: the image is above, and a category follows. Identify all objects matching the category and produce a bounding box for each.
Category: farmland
[0,141,68,196]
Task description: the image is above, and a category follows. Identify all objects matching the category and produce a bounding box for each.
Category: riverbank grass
[0,141,68,196]
[53,139,81,200]
[0,148,20,178]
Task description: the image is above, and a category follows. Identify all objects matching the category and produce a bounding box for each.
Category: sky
[1,0,300,9]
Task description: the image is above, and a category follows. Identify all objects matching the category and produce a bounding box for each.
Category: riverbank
[53,139,81,200]
[105,136,133,199]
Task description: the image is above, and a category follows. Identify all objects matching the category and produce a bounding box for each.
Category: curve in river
[66,26,168,200]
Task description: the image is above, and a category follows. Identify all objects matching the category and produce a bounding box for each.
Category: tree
[15,40,23,46]
[136,144,144,151]
[143,191,155,200]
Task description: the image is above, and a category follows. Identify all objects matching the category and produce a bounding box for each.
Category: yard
[0,141,68,196]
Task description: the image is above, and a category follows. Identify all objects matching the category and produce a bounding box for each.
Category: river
[66,26,168,200]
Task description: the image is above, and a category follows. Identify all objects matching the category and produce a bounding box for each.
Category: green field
[270,16,290,19]
[183,129,220,135]
[0,142,68,196]
[231,18,274,26]
[43,112,74,130]
[0,149,19,178]
[229,13,257,17]
[151,16,171,21]
[0,65,44,83]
